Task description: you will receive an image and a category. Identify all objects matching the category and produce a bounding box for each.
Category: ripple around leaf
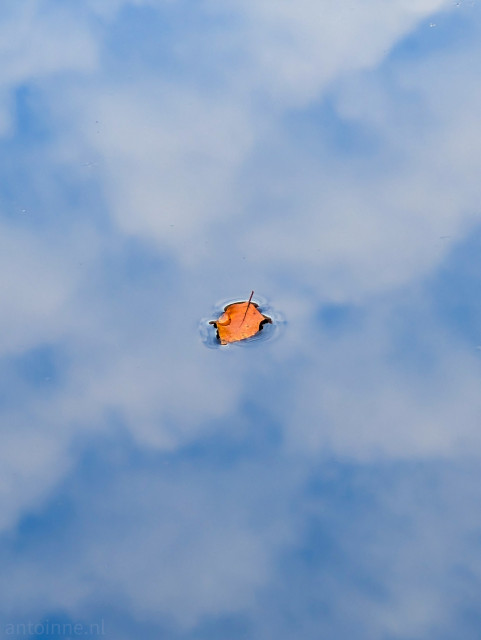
[199,295,286,349]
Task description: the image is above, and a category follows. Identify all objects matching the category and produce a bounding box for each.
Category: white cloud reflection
[0,0,481,638]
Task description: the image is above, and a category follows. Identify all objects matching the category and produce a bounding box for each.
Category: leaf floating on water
[209,292,272,345]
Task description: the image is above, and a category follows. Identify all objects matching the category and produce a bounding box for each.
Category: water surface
[1,2,481,639]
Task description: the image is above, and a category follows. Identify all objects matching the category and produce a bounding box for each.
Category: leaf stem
[241,290,254,325]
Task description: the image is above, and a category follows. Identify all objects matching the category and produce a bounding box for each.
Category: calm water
[1,2,481,639]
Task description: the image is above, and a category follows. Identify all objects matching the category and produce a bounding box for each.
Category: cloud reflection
[0,1,480,638]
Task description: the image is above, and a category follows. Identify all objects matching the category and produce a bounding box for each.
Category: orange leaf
[210,293,272,345]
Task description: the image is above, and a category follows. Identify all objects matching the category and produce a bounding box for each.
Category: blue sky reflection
[1,1,481,638]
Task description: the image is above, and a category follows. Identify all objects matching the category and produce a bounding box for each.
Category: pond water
[1,2,481,639]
